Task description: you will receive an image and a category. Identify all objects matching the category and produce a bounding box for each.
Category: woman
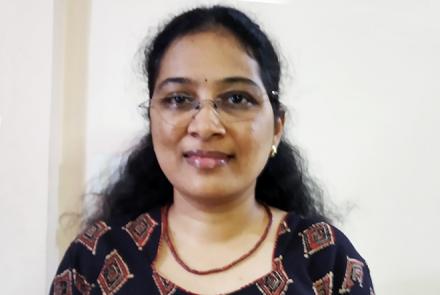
[51,5,374,295]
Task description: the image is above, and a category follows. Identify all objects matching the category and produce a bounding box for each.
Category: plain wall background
[0,0,55,294]
[0,0,439,294]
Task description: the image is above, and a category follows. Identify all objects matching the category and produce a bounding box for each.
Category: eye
[160,94,194,109]
[223,92,257,107]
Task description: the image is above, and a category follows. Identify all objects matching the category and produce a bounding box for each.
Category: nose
[187,102,226,140]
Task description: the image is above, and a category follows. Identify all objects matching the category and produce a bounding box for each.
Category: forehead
[155,29,263,87]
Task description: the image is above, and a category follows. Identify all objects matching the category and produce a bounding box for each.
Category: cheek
[150,117,183,164]
[151,114,181,145]
[236,116,274,164]
[249,114,275,146]
[150,120,187,186]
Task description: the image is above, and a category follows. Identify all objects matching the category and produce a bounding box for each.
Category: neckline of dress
[150,206,294,295]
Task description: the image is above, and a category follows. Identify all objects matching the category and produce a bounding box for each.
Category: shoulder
[50,207,163,294]
[280,214,375,294]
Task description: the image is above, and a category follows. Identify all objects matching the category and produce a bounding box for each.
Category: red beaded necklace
[163,204,273,275]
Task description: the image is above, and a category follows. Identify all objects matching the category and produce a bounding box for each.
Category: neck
[168,188,266,243]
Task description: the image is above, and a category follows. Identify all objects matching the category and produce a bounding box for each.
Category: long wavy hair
[88,5,330,224]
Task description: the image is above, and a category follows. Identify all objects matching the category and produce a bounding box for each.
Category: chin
[173,177,254,203]
[182,183,234,198]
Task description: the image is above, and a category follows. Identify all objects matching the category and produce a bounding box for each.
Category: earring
[270,145,277,158]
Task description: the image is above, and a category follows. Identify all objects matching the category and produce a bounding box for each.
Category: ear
[273,113,285,147]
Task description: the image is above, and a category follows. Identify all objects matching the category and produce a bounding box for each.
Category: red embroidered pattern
[52,269,72,295]
[97,250,133,295]
[73,269,93,295]
[299,222,335,258]
[312,272,333,295]
[76,221,111,254]
[277,220,291,236]
[256,256,293,295]
[339,257,365,294]
[152,272,177,295]
[123,213,158,250]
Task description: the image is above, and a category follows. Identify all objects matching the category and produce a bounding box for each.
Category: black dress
[50,207,375,294]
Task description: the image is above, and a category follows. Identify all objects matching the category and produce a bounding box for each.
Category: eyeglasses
[140,92,268,127]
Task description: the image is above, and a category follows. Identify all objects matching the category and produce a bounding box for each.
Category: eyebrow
[220,76,260,88]
[155,76,261,91]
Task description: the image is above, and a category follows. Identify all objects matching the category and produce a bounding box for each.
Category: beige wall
[55,0,90,256]
[46,0,91,286]
[0,0,90,293]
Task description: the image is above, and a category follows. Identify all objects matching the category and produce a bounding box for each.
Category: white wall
[84,1,440,294]
[281,1,440,293]
[0,0,56,294]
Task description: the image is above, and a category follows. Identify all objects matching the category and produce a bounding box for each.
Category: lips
[183,150,233,169]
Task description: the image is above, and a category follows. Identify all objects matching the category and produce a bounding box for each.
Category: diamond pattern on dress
[299,222,335,258]
[123,213,158,250]
[313,272,333,295]
[76,221,111,255]
[256,256,293,295]
[152,272,177,295]
[73,269,93,295]
[52,269,72,295]
[97,250,133,295]
[339,256,365,294]
[277,220,291,236]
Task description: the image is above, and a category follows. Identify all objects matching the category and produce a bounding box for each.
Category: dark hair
[89,5,329,224]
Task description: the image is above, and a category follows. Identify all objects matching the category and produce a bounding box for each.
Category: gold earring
[270,145,277,158]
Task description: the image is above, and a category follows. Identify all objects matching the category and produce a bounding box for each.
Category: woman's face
[150,29,283,203]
